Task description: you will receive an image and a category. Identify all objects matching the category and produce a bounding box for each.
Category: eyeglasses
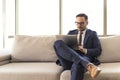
[75,22,85,26]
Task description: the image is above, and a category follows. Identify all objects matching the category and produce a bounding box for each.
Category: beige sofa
[0,35,120,80]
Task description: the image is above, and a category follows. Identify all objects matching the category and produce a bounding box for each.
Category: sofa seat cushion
[60,62,120,80]
[0,62,63,80]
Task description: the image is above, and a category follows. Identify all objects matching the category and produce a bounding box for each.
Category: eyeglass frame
[75,22,85,26]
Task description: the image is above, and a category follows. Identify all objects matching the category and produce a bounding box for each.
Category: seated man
[54,13,102,80]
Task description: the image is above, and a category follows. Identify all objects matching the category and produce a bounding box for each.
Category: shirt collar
[78,28,87,34]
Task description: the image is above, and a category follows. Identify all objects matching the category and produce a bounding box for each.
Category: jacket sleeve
[86,31,102,58]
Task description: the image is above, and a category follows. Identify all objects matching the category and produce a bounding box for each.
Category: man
[54,13,102,80]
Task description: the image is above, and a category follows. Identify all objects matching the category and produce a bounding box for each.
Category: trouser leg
[56,52,73,70]
[71,56,91,80]
[54,40,90,68]
[71,63,85,80]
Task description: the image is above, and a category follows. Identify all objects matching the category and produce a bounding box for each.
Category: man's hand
[78,46,87,54]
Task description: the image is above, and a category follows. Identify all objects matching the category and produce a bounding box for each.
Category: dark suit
[54,29,102,80]
[68,29,102,65]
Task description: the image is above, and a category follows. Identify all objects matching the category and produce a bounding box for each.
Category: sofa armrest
[0,49,11,66]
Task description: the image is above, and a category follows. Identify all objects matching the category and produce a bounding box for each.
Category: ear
[87,20,89,23]
[86,21,88,25]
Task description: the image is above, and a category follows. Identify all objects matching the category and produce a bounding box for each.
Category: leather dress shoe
[87,63,101,78]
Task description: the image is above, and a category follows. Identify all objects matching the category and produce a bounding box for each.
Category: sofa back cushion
[11,35,120,63]
[11,35,58,62]
[98,36,120,63]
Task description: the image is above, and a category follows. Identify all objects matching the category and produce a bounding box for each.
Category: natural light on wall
[62,0,103,35]
[5,0,15,49]
[107,0,120,35]
[1,0,120,49]
[18,0,59,35]
[0,0,3,48]
[0,0,15,49]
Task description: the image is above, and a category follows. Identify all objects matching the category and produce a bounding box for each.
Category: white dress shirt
[77,29,87,46]
[77,29,87,54]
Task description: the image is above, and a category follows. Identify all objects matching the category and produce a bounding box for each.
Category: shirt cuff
[84,49,87,54]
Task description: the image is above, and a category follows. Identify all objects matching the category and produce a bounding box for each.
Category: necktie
[78,31,83,46]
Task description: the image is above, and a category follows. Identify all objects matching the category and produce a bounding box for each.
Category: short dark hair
[76,13,88,21]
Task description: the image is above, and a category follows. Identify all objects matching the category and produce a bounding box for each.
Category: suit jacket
[68,29,102,65]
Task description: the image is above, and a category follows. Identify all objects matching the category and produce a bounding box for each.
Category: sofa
[0,35,120,80]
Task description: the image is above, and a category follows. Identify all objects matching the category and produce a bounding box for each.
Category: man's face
[75,17,88,31]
